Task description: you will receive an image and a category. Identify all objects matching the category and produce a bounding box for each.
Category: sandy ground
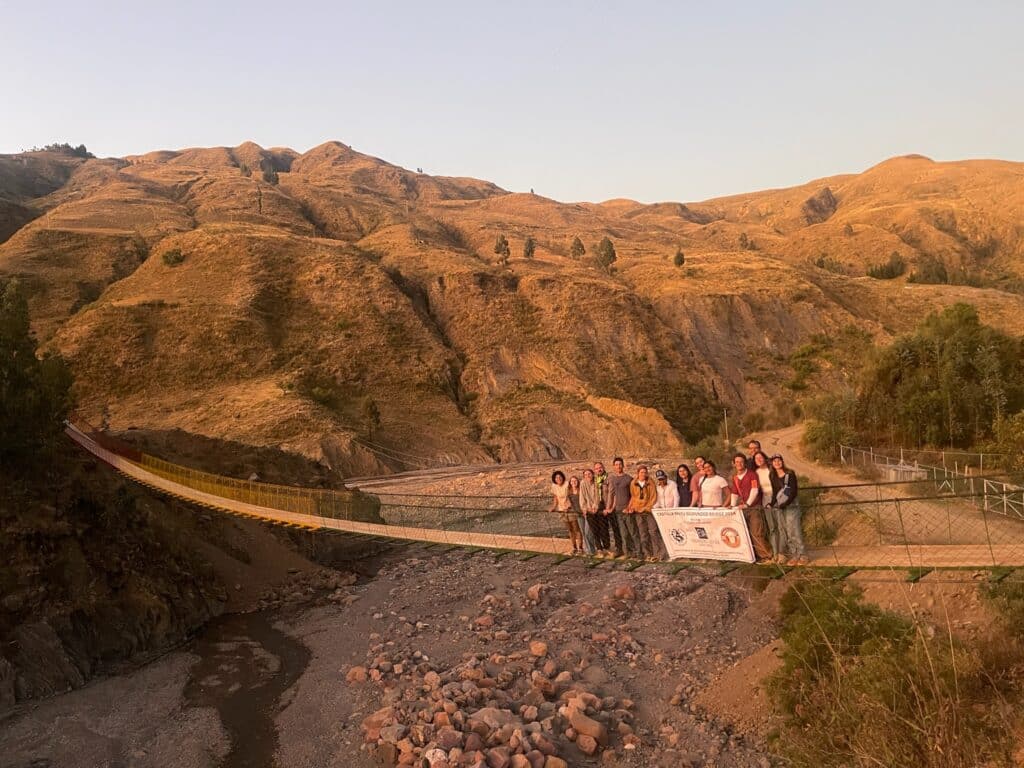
[0,653,228,768]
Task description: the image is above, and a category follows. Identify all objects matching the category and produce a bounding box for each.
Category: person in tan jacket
[624,465,657,560]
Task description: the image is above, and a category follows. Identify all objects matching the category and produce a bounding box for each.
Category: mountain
[2,143,1023,473]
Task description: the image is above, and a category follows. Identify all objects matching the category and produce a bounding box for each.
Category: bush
[673,249,685,267]
[162,249,185,267]
[867,251,906,279]
[814,255,846,274]
[768,581,1018,768]
[907,253,949,284]
[802,391,857,461]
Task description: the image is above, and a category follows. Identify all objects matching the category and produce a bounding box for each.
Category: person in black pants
[606,457,634,559]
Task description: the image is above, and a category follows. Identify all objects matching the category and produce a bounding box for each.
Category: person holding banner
[697,460,730,507]
[690,457,707,504]
[675,464,693,507]
[731,454,773,562]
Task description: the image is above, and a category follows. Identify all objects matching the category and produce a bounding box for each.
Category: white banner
[652,507,755,563]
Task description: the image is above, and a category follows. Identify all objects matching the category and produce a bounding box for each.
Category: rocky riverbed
[0,547,786,768]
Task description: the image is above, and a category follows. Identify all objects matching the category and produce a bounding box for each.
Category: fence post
[875,483,883,545]
[980,504,997,567]
[895,499,913,568]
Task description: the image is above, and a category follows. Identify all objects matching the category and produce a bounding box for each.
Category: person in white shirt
[653,468,680,509]
[697,461,730,507]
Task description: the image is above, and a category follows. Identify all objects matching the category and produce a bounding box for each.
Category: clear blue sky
[6,0,1023,202]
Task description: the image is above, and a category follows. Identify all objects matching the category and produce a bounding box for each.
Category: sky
[5,0,1023,203]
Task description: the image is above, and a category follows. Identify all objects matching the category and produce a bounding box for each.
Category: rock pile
[253,568,357,611]
[355,640,632,766]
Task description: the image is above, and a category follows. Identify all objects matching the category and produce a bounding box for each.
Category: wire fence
[839,443,1009,478]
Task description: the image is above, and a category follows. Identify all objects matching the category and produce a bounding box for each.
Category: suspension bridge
[66,421,1024,571]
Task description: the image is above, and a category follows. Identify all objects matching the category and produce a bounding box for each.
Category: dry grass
[767,579,1023,767]
[3,144,1024,468]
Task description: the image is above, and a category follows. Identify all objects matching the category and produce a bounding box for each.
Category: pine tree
[570,236,585,260]
[523,236,536,259]
[594,237,617,272]
[494,234,511,266]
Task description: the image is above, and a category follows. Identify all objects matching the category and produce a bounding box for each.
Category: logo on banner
[720,527,741,548]
[695,527,709,539]
[670,529,686,544]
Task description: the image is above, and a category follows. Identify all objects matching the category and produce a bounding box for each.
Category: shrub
[814,255,846,274]
[239,162,252,177]
[907,253,949,284]
[673,249,685,267]
[261,167,279,184]
[768,581,1018,768]
[802,391,857,461]
[162,249,185,267]
[523,236,536,259]
[867,251,906,279]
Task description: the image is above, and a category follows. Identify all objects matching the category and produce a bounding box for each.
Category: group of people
[548,439,808,565]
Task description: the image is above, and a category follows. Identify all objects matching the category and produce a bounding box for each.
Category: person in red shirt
[731,453,772,562]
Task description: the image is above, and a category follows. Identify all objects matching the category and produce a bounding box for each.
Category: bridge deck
[66,424,1024,569]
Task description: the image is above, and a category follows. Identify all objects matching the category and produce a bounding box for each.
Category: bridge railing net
[367,476,1024,567]
[139,454,361,520]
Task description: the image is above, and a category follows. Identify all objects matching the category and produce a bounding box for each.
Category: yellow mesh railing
[139,454,362,520]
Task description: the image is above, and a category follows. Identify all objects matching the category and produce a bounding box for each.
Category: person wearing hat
[644,468,677,560]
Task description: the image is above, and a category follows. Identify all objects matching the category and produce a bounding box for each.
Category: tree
[570,236,585,260]
[494,234,511,266]
[361,398,381,437]
[0,280,74,465]
[673,249,685,267]
[594,237,616,272]
[851,303,1024,448]
[523,236,536,259]
[738,232,755,250]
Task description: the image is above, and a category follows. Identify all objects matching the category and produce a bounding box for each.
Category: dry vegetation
[2,145,1024,474]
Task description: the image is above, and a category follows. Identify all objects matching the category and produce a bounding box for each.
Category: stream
[183,611,311,768]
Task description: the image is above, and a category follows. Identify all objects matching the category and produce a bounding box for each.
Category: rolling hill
[2,142,1023,474]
